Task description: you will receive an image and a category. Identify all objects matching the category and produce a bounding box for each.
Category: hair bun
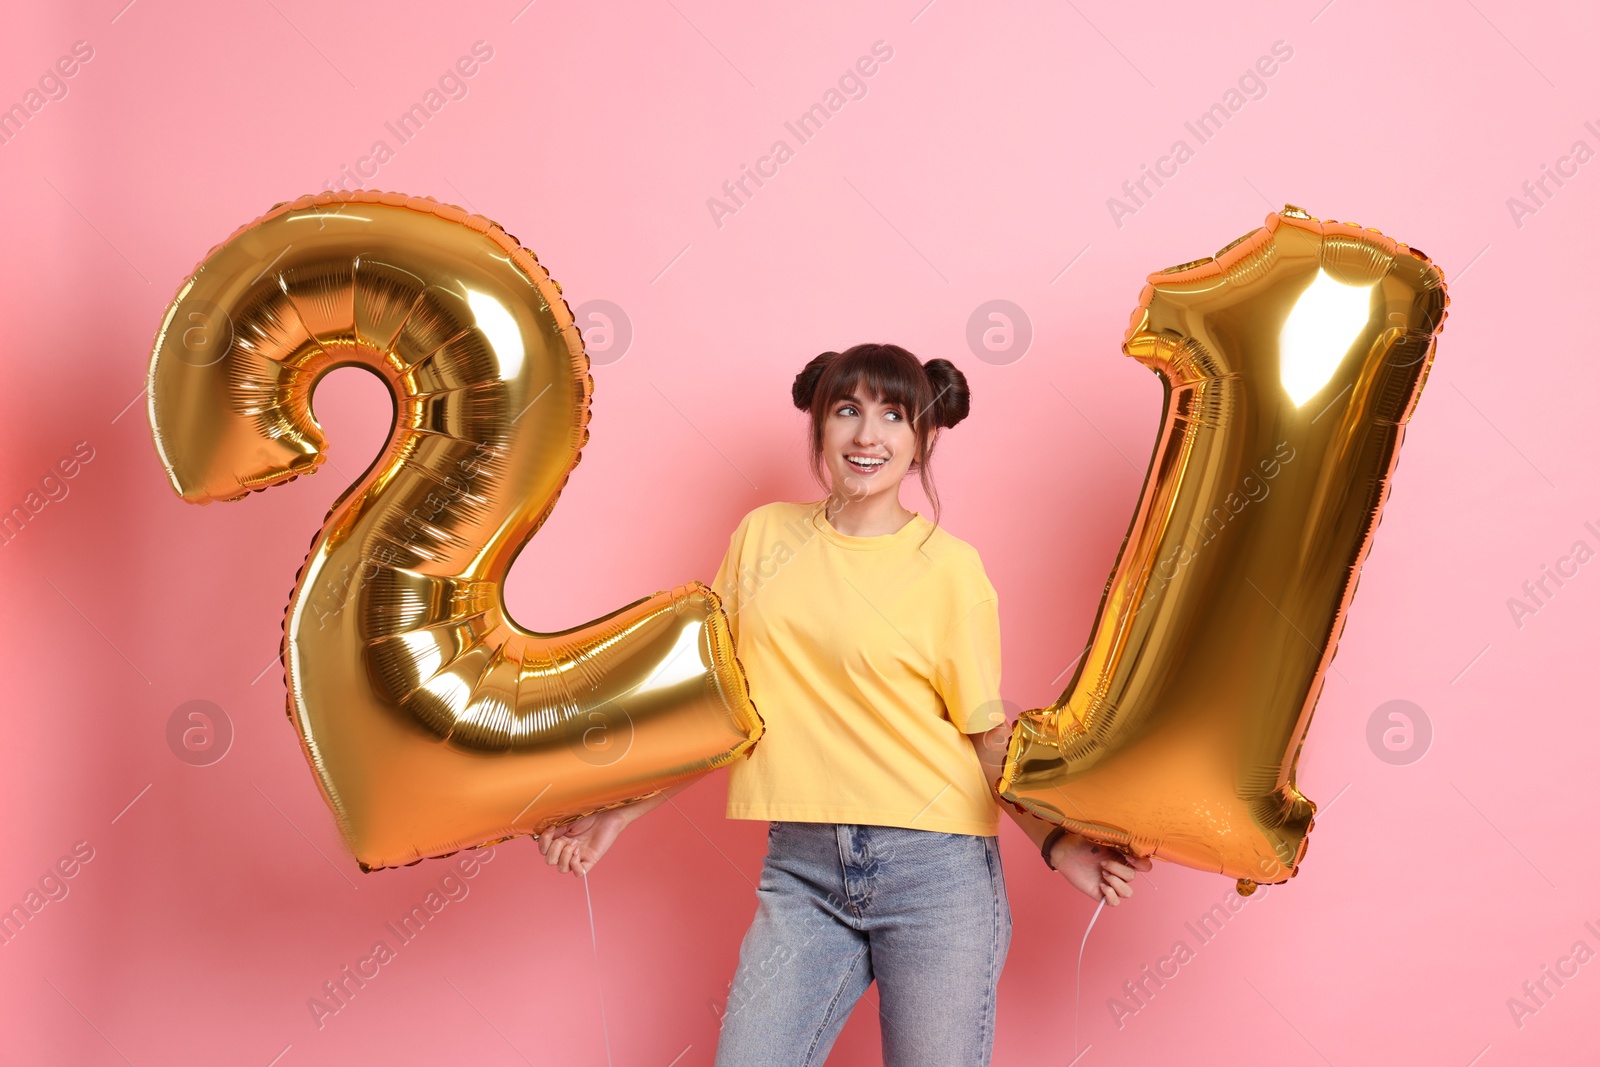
[922,358,971,428]
[792,351,837,411]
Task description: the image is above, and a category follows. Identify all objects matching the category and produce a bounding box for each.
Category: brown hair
[790,342,971,540]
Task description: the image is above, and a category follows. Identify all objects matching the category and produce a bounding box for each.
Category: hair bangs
[815,345,933,430]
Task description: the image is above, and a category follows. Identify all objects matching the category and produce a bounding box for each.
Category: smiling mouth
[844,453,889,474]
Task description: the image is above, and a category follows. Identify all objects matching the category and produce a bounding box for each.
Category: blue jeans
[713,821,1013,1066]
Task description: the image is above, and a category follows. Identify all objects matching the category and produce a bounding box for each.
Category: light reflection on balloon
[1280,269,1376,404]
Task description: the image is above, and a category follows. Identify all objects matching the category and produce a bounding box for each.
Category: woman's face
[821,383,923,504]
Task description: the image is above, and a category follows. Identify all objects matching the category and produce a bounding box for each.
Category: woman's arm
[610,777,697,826]
[967,724,1058,851]
[966,724,1151,906]
[534,777,700,877]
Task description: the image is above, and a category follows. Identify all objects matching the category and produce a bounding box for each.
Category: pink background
[2,0,1596,1063]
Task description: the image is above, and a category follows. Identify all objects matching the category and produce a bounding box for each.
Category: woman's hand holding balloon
[534,778,697,877]
[535,809,628,878]
[1049,833,1152,907]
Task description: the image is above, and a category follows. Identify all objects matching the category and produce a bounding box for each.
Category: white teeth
[847,456,887,467]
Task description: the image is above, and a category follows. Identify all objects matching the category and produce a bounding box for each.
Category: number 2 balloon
[147,190,764,871]
[997,206,1449,893]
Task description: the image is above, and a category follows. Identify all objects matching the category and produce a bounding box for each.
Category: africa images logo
[706,41,895,228]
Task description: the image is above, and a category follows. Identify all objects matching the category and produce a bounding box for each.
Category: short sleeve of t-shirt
[933,593,1005,734]
[711,512,751,644]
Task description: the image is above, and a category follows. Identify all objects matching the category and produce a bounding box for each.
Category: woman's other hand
[534,809,628,877]
[1049,832,1153,907]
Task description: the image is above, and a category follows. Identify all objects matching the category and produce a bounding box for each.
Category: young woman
[536,343,1150,1065]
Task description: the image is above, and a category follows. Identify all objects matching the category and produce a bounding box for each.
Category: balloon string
[581,871,614,1067]
[1074,897,1106,1060]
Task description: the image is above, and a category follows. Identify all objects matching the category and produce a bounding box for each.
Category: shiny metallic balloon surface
[148,190,762,871]
[998,206,1448,890]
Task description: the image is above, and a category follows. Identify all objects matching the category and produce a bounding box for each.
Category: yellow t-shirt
[712,500,1005,837]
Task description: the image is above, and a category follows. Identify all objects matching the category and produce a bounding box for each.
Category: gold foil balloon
[147,190,762,871]
[997,206,1448,893]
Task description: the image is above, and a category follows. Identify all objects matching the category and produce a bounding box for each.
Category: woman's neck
[823,492,916,537]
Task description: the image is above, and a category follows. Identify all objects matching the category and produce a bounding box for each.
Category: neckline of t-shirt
[808,501,930,550]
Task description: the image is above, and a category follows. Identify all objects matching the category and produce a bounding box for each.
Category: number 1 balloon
[147,190,763,871]
[997,206,1448,893]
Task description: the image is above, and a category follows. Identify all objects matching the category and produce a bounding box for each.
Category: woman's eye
[836,405,857,417]
[886,410,903,421]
